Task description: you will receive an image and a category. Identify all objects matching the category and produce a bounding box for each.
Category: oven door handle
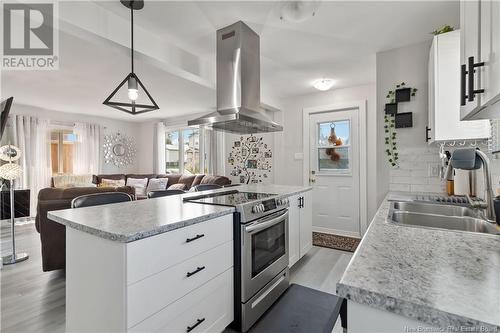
[245,211,289,234]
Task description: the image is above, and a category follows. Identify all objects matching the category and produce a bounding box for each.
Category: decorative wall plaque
[228,134,272,184]
[103,132,136,167]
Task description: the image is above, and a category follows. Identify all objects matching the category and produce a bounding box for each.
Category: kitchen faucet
[444,148,496,222]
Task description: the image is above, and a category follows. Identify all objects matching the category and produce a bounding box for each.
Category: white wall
[275,84,378,221]
[6,104,142,174]
[376,40,445,195]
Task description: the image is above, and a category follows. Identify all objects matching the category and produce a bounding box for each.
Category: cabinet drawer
[129,269,233,332]
[127,241,233,328]
[127,214,233,284]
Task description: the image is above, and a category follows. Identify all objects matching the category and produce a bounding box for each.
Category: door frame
[302,100,368,236]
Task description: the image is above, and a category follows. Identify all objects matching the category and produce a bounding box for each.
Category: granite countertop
[48,184,311,243]
[336,192,500,330]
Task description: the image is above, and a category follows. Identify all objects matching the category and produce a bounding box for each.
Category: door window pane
[317,120,351,172]
[318,120,350,146]
[183,128,200,175]
[318,147,349,171]
[165,130,180,173]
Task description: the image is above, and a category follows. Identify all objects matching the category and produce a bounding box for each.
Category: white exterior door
[308,109,360,237]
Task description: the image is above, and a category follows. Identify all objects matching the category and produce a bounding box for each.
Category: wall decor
[384,82,418,167]
[228,134,272,184]
[395,112,413,128]
[103,132,136,167]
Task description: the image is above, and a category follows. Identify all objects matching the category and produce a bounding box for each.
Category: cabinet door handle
[186,234,205,243]
[467,56,485,102]
[425,126,431,142]
[461,64,467,106]
[186,266,205,277]
[186,318,205,332]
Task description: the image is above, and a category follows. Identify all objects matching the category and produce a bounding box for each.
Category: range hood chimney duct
[188,21,283,134]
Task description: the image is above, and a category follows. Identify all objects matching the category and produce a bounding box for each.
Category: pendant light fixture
[103,0,159,115]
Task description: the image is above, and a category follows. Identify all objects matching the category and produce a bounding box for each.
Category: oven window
[251,221,286,277]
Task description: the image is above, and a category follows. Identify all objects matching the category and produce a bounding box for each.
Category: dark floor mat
[313,232,360,252]
[249,284,345,333]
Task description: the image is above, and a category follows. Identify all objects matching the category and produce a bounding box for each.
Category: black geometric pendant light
[103,0,159,115]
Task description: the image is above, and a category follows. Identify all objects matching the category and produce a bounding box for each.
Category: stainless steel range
[185,190,290,332]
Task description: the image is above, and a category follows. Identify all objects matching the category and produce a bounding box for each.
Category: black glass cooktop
[184,190,277,207]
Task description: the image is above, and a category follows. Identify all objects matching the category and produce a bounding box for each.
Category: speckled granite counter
[48,194,235,243]
[336,192,500,330]
[48,184,311,243]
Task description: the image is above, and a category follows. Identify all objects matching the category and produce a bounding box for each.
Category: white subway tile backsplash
[389,183,411,192]
[390,145,445,194]
[410,169,427,178]
[391,169,411,177]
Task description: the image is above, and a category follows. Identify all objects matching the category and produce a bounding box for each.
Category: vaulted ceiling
[1,1,459,121]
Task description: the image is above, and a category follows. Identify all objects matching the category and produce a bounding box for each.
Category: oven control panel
[251,198,289,214]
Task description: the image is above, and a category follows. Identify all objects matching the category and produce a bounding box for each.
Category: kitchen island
[48,184,311,332]
[337,192,500,332]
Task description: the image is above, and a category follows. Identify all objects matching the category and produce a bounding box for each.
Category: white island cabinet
[288,189,313,267]
[48,184,313,332]
[64,214,234,333]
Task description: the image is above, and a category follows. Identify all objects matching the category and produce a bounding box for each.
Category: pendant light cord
[130,5,134,74]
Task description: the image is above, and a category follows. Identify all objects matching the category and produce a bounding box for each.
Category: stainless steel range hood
[188,21,283,134]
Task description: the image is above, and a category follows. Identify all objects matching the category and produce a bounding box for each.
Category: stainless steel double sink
[388,201,500,235]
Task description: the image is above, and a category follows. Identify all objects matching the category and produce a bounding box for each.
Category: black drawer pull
[186,234,205,243]
[461,64,467,106]
[186,266,205,277]
[467,56,485,102]
[425,126,431,142]
[186,318,205,332]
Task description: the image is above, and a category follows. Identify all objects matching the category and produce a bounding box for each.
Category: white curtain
[154,122,166,174]
[8,115,51,215]
[73,122,100,175]
[204,128,224,175]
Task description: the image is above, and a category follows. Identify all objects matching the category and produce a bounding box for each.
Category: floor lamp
[0,145,28,265]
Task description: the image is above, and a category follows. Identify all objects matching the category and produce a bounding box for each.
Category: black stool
[249,284,347,333]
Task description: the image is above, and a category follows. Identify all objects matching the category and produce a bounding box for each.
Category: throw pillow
[53,174,94,188]
[146,178,168,194]
[126,178,149,197]
[100,178,126,188]
[168,183,187,191]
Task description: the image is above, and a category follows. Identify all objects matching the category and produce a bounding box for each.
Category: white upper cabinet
[428,30,490,143]
[479,0,500,115]
[460,0,500,120]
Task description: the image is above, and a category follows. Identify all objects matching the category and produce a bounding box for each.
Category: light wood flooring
[1,221,352,333]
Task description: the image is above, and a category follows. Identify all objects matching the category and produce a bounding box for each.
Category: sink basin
[388,201,500,235]
[390,211,500,235]
[391,201,476,217]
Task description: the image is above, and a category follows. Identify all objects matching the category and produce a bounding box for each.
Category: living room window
[51,130,77,175]
[165,126,205,175]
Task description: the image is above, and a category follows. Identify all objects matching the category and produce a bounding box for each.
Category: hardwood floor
[0,222,352,333]
[1,221,65,333]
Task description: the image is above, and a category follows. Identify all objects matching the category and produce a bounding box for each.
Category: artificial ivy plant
[384,115,398,167]
[384,82,417,167]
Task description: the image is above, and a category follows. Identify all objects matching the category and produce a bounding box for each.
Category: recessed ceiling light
[313,78,335,91]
